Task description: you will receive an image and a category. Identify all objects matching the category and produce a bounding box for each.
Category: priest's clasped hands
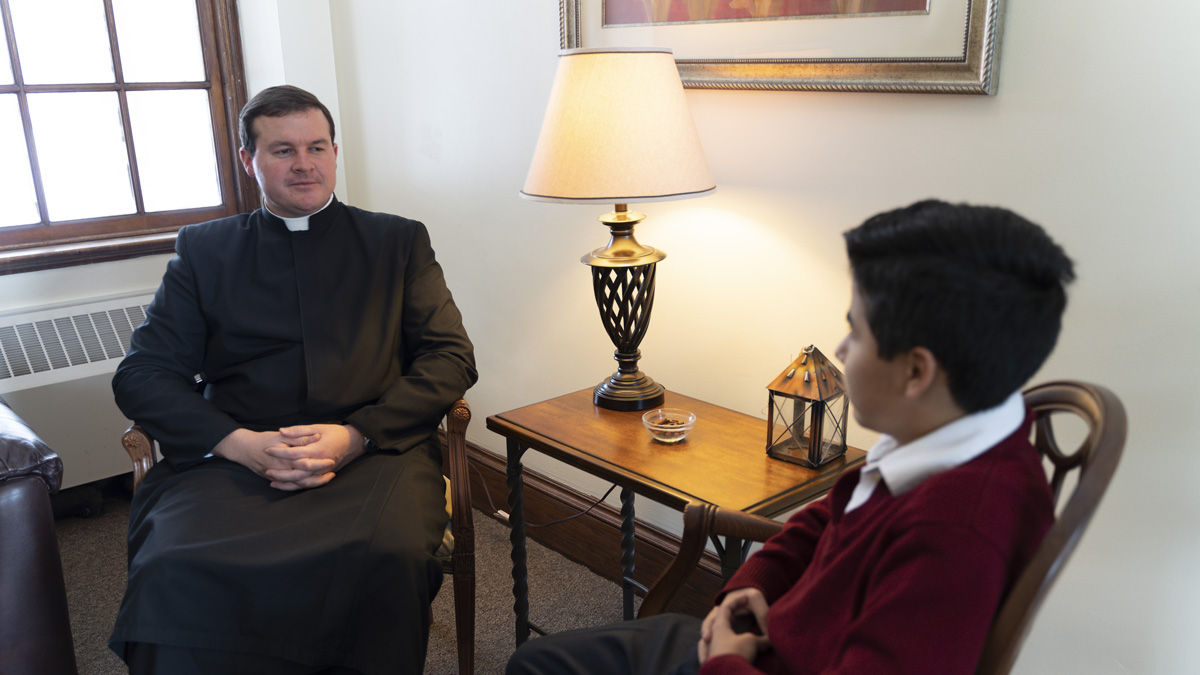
[212,423,367,491]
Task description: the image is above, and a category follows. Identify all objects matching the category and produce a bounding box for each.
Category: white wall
[1,0,1193,671]
[238,0,347,201]
[327,1,1200,672]
[0,256,166,314]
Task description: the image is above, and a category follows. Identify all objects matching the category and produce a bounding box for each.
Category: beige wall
[328,1,1200,671]
[2,0,1194,671]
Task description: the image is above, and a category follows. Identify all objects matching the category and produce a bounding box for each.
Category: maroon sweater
[701,414,1054,675]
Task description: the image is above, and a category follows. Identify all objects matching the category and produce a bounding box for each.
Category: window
[0,0,253,274]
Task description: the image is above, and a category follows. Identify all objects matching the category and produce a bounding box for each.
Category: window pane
[0,29,13,85]
[112,0,205,83]
[0,95,40,227]
[9,0,115,85]
[28,92,135,222]
[128,90,221,212]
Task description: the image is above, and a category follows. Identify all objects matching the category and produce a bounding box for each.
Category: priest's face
[239,108,338,218]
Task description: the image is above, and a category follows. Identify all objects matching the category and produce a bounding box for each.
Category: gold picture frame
[561,0,1005,94]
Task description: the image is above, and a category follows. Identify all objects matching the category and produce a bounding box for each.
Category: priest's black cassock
[109,198,477,674]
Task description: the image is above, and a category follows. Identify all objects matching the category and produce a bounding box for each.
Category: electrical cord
[468,458,619,528]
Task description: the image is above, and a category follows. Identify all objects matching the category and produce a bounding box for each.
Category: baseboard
[464,443,723,618]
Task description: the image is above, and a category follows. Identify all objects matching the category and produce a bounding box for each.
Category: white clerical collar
[266,194,335,231]
[844,390,1025,513]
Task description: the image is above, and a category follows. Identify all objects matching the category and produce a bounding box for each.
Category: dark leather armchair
[641,380,1127,675]
[0,395,78,675]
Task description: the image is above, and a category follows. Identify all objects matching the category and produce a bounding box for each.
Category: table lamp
[521,47,715,412]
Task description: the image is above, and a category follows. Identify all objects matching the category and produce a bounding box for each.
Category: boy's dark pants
[505,613,703,675]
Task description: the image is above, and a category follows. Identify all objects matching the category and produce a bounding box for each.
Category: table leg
[709,534,754,581]
[507,440,530,646]
[721,536,748,580]
[620,487,636,620]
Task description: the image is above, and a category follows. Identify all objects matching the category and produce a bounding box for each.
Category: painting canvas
[605,0,929,26]
[566,0,1006,94]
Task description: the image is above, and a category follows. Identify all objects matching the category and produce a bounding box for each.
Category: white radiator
[0,291,155,488]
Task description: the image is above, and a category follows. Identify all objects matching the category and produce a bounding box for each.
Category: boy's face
[835,284,911,435]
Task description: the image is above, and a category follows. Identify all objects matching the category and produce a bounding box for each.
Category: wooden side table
[487,388,866,646]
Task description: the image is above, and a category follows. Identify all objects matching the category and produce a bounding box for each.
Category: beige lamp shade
[521,48,715,204]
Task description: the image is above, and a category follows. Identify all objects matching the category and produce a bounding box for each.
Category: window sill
[0,232,178,276]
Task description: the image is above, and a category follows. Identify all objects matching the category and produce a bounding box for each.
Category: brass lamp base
[594,349,666,412]
[585,205,667,412]
[594,381,665,411]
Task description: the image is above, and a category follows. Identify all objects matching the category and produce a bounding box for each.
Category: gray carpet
[54,484,634,675]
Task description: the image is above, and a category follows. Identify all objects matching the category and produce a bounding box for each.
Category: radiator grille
[0,293,154,393]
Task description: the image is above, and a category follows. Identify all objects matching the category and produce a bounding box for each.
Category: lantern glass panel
[767,393,808,456]
[767,393,848,468]
[817,395,848,463]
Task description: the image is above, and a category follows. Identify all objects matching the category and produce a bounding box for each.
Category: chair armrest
[707,508,785,543]
[640,505,784,618]
[442,399,473,551]
[0,396,63,494]
[122,425,158,494]
[0,477,78,674]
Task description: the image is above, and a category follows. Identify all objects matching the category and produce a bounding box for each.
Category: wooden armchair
[121,398,477,675]
[640,381,1127,675]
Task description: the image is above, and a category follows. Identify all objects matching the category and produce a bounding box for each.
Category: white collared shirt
[844,391,1026,513]
[266,194,335,232]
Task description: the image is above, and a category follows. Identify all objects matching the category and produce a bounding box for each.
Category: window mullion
[115,87,145,217]
[16,82,49,227]
[102,0,145,218]
[1,0,50,228]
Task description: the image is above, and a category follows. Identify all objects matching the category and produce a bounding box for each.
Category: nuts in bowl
[642,408,697,444]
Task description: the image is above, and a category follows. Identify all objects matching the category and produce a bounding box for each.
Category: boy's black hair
[844,199,1075,413]
[239,85,336,156]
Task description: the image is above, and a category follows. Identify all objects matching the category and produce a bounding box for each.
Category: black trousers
[111,444,447,675]
[505,613,702,675]
[126,642,362,675]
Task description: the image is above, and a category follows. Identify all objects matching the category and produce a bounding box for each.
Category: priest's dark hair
[239,84,336,155]
[844,199,1075,413]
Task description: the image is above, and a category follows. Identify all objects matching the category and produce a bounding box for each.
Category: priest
[109,85,477,675]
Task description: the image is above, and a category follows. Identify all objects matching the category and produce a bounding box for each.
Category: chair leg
[452,553,475,675]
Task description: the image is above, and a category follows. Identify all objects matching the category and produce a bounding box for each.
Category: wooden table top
[487,389,865,516]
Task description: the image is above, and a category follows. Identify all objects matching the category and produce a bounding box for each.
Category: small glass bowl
[642,408,697,444]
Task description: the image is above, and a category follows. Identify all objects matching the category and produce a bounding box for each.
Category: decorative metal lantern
[766,345,849,468]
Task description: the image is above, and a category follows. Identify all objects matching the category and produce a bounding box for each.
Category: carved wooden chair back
[975,381,1125,674]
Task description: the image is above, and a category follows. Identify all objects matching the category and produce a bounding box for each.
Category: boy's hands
[698,587,772,665]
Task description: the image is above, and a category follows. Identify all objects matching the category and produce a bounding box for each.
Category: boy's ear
[901,346,941,400]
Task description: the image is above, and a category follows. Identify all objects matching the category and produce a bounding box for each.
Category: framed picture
[560,0,1006,94]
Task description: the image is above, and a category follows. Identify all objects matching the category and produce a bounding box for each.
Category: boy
[507,199,1075,674]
